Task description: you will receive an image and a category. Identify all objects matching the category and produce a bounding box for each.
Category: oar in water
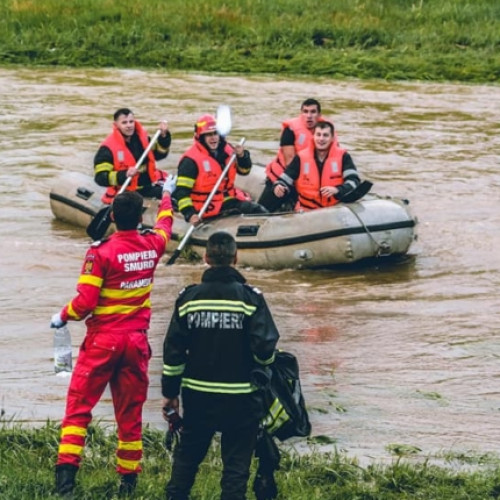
[166,105,236,266]
[86,129,162,241]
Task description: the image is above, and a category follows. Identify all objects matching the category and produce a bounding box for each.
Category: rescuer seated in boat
[94,108,172,204]
[173,114,268,225]
[272,121,360,211]
[258,98,339,212]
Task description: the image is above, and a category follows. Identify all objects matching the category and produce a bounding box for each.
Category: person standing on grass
[161,231,280,500]
[49,175,176,498]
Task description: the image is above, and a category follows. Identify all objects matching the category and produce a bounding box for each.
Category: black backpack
[260,350,311,441]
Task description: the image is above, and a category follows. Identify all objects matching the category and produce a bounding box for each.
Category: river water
[1,67,499,466]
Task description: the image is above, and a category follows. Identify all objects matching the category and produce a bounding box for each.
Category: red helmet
[194,114,217,139]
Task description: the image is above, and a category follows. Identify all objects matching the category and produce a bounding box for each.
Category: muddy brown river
[1,67,499,466]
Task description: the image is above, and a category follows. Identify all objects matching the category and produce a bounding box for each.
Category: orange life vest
[181,141,236,218]
[265,117,313,183]
[295,145,346,211]
[101,121,159,203]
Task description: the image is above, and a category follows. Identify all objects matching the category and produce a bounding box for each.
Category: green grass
[1,421,500,499]
[0,0,499,82]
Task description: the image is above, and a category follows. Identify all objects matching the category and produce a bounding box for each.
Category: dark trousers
[166,391,261,500]
[221,197,268,216]
[257,180,296,213]
[166,422,258,500]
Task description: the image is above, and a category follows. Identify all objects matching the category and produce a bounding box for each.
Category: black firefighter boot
[55,464,78,498]
[118,473,137,496]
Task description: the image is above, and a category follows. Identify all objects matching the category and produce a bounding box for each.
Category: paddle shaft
[112,128,162,197]
[86,129,162,240]
[166,137,246,265]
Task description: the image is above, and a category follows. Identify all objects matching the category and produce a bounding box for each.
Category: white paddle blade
[216,105,232,136]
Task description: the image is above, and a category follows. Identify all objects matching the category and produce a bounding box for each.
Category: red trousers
[57,330,151,474]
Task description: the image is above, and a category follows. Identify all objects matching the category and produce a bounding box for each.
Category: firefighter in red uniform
[49,174,176,497]
[258,98,339,212]
[273,121,360,210]
[94,108,172,204]
[173,114,267,226]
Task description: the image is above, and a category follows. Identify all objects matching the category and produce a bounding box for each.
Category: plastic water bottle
[53,325,72,374]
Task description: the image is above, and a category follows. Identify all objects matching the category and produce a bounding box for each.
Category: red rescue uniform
[56,196,173,475]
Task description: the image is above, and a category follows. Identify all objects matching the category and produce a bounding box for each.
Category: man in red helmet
[173,114,267,225]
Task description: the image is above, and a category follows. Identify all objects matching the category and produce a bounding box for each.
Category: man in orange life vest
[49,175,176,497]
[94,108,172,204]
[173,114,267,226]
[258,98,338,212]
[273,121,360,211]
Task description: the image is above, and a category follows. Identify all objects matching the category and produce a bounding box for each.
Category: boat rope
[344,205,391,257]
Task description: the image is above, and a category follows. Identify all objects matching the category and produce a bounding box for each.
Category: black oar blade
[166,249,181,266]
[86,206,112,240]
[339,180,373,203]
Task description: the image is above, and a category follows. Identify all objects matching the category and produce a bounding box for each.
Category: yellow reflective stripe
[262,398,290,434]
[155,228,169,244]
[117,457,140,471]
[179,300,256,317]
[238,166,251,174]
[94,162,113,174]
[66,301,81,320]
[109,171,118,185]
[156,144,170,154]
[59,443,84,456]
[118,440,142,451]
[78,274,103,287]
[157,209,173,219]
[182,378,256,394]
[177,176,195,188]
[93,299,151,315]
[61,426,87,438]
[254,352,275,366]
[178,197,194,211]
[100,285,152,299]
[163,363,185,376]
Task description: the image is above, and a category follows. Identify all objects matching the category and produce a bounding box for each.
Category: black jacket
[162,266,279,399]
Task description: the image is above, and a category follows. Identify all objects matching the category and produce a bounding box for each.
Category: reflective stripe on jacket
[61,196,173,333]
[162,266,280,398]
[295,145,346,210]
[179,141,235,218]
[100,120,158,203]
[265,116,314,183]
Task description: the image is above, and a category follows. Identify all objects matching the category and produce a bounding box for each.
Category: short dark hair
[315,120,334,135]
[206,231,237,266]
[113,108,133,121]
[301,98,321,113]
[112,191,143,230]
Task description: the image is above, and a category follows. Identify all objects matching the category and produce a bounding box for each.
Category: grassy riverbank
[1,422,500,499]
[0,0,498,83]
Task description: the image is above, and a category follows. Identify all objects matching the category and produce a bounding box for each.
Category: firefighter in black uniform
[161,231,280,500]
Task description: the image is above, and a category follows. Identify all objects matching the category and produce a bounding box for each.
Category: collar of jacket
[202,266,246,283]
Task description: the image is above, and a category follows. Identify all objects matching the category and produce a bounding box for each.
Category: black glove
[251,366,272,389]
[164,407,183,451]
